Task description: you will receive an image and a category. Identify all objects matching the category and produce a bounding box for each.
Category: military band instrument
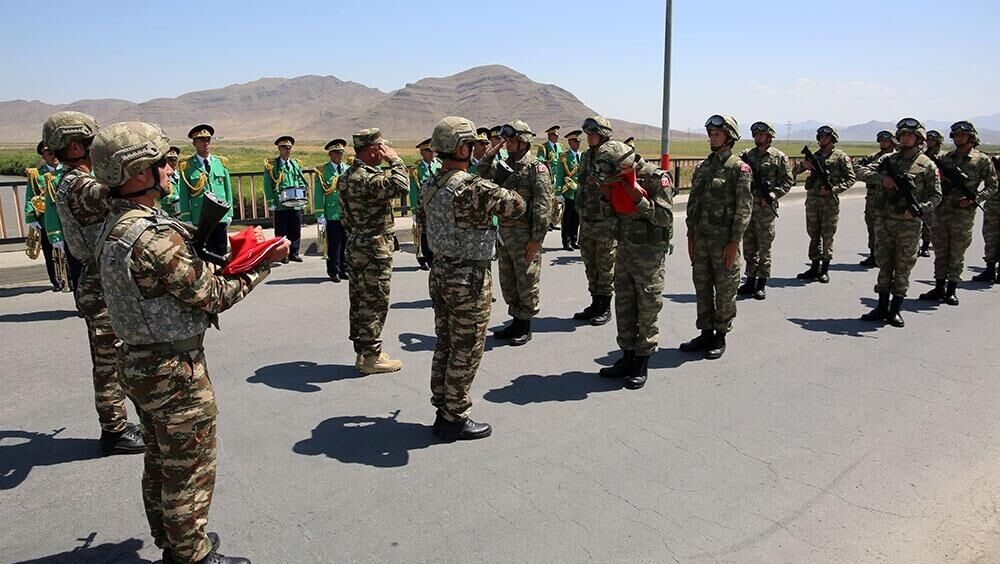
[318,222,328,259]
[192,191,231,267]
[52,245,71,292]
[25,226,42,259]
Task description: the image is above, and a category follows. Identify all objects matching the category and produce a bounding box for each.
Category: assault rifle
[740,153,779,217]
[930,156,984,212]
[878,158,926,223]
[800,146,833,192]
[191,191,230,266]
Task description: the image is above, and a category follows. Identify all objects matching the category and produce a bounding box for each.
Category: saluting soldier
[469,127,491,175]
[558,129,583,250]
[410,138,441,270]
[158,145,182,217]
[537,125,563,230]
[177,124,233,258]
[574,116,617,326]
[315,138,350,282]
[24,141,63,290]
[264,135,308,262]
[856,131,897,267]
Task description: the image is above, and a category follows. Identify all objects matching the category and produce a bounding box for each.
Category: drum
[279,187,308,208]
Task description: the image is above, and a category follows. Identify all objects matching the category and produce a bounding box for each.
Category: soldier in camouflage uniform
[856,130,897,267]
[679,115,752,360]
[93,122,287,564]
[919,130,945,257]
[42,111,145,456]
[420,117,526,441]
[339,128,410,374]
[856,118,942,327]
[478,119,552,346]
[983,155,1000,283]
[921,121,998,300]
[593,141,673,389]
[735,121,794,299]
[573,116,617,326]
[793,125,857,283]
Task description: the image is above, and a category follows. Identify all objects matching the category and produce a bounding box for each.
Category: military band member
[469,127,491,175]
[37,141,84,289]
[574,116,617,326]
[558,129,583,250]
[537,125,563,230]
[158,145,182,217]
[920,130,945,257]
[410,138,441,270]
[24,141,62,290]
[856,131,897,267]
[264,135,308,262]
[178,124,233,258]
[315,139,350,282]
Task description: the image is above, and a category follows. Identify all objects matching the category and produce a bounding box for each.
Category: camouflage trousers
[983,198,1000,263]
[921,209,934,246]
[550,197,563,227]
[805,194,840,261]
[864,189,878,253]
[497,226,542,320]
[873,216,922,296]
[692,234,742,334]
[614,241,666,356]
[412,223,424,259]
[347,234,394,356]
[429,256,492,421]
[76,265,128,433]
[117,344,218,564]
[578,218,617,296]
[931,205,976,282]
[743,204,778,278]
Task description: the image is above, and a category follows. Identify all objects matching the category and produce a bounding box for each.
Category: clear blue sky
[5,0,998,131]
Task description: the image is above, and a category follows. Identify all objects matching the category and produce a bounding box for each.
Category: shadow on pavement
[531,316,578,334]
[393,265,423,273]
[247,361,361,393]
[399,332,436,352]
[266,276,329,285]
[391,298,432,310]
[859,296,939,314]
[0,285,52,299]
[484,371,621,404]
[549,255,582,267]
[12,535,152,563]
[663,293,696,304]
[293,412,435,468]
[827,262,868,273]
[0,310,78,324]
[768,277,809,289]
[596,348,701,370]
[787,317,880,337]
[0,428,102,490]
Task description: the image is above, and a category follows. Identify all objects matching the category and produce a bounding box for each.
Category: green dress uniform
[23,164,64,288]
[537,140,564,228]
[177,154,233,257]
[410,158,441,267]
[264,155,308,259]
[158,170,181,217]
[315,160,349,278]
[558,147,581,248]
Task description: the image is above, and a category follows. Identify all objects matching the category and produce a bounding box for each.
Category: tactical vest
[577,149,615,221]
[424,171,496,262]
[55,169,105,262]
[98,210,211,345]
[690,154,741,230]
[618,168,673,245]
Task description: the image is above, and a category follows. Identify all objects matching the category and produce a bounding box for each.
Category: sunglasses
[499,125,519,138]
[950,121,974,133]
[750,122,771,133]
[896,118,920,129]
[705,115,726,128]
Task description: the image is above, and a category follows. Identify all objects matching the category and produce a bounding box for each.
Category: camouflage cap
[353,128,385,149]
[816,124,839,143]
[705,115,740,142]
[581,115,613,138]
[91,121,170,188]
[876,130,895,142]
[500,119,535,144]
[895,117,926,142]
[36,141,49,155]
[43,111,100,152]
[591,140,636,181]
[431,116,478,154]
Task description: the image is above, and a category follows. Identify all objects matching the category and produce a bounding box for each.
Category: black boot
[861,292,889,321]
[753,277,767,300]
[797,260,820,280]
[737,276,756,296]
[704,333,727,360]
[859,254,877,267]
[919,279,945,301]
[492,319,519,339]
[436,417,492,441]
[944,280,959,306]
[590,295,612,326]
[679,330,714,353]
[886,295,905,327]
[195,549,251,564]
[599,350,634,378]
[432,410,445,436]
[573,295,599,321]
[100,422,145,456]
[918,241,931,257]
[511,319,532,346]
[164,533,220,564]
[817,260,830,284]
[971,263,996,283]
[624,355,649,390]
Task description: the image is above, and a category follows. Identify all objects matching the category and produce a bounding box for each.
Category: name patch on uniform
[739,162,752,174]
[537,163,548,174]
[845,156,852,163]
[661,175,671,188]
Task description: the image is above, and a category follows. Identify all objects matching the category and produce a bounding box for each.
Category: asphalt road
[2,193,999,564]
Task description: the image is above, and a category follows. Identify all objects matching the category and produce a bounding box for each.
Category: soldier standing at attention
[38,140,84,289]
[857,118,942,327]
[573,116,617,326]
[421,117,526,441]
[43,111,145,456]
[410,138,440,270]
[264,135,307,263]
[537,125,563,230]
[158,146,182,217]
[594,141,673,389]
[24,141,62,290]
[920,130,945,257]
[857,131,897,267]
[921,122,998,300]
[678,115,753,360]
[315,139,350,282]
[975,152,1000,283]
[558,129,583,251]
[93,121,288,564]
[735,121,794,300]
[178,124,233,258]
[478,120,552,346]
[793,125,856,283]
[339,128,409,374]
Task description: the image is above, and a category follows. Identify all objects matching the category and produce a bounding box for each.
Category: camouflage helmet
[926,130,944,142]
[705,114,740,142]
[894,117,926,142]
[591,140,636,181]
[581,115,613,139]
[91,122,170,188]
[815,124,839,143]
[949,121,979,146]
[42,111,99,152]
[431,116,478,154]
[750,121,776,137]
[499,119,535,144]
[876,130,895,143]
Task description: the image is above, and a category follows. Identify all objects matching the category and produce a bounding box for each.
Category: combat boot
[971,263,996,283]
[859,254,877,267]
[492,319,519,339]
[359,352,402,375]
[590,296,612,326]
[918,241,931,257]
[355,353,364,370]
[797,260,820,280]
[704,333,727,360]
[753,278,767,300]
[861,293,889,322]
[511,319,532,346]
[599,350,634,378]
[679,330,714,353]
[100,422,145,456]
[919,279,945,301]
[624,355,649,390]
[195,549,251,564]
[886,295,905,327]
[436,417,492,442]
[944,280,959,306]
[817,260,831,284]
[163,533,220,564]
[736,276,756,296]
[573,295,599,321]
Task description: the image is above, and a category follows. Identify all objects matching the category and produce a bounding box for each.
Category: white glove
[53,240,65,252]
[317,216,327,226]
[556,195,565,203]
[28,221,41,232]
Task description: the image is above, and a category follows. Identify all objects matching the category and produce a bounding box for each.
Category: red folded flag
[221,227,285,275]
[609,169,646,214]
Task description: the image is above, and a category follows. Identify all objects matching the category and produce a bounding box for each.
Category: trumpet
[25,226,42,260]
[53,246,72,292]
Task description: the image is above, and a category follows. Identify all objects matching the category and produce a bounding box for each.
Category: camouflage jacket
[576,145,616,222]
[687,148,753,242]
[617,160,674,249]
[856,149,942,220]
[55,167,112,262]
[857,149,895,190]
[935,148,998,210]
[339,157,409,241]
[478,150,552,242]
[738,146,795,206]
[793,146,856,196]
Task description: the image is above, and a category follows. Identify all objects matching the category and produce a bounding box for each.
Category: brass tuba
[25,226,42,259]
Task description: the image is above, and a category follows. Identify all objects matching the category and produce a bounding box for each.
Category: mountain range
[780,118,1000,145]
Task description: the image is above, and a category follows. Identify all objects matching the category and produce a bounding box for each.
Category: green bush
[0,151,39,176]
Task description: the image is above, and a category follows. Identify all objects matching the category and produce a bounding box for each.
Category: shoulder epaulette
[178,160,190,172]
[219,156,230,168]
[25,167,39,180]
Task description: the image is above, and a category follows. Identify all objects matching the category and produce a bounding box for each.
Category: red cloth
[609,169,646,214]
[222,227,284,275]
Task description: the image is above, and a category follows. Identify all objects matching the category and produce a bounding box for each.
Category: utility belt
[617,220,671,245]
[123,333,205,354]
